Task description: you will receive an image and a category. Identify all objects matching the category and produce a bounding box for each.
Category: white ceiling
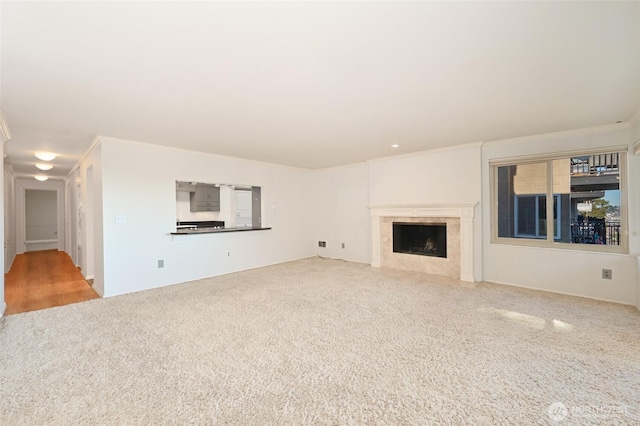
[2,1,639,179]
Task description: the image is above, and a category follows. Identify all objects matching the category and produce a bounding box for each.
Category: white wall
[632,120,640,309]
[4,166,16,272]
[71,143,104,294]
[482,124,639,305]
[312,163,371,263]
[0,1,5,315]
[15,178,65,255]
[368,143,484,279]
[65,168,82,267]
[97,137,314,297]
[0,149,4,315]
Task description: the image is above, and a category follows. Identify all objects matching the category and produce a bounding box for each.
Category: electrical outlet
[115,215,126,224]
[158,259,164,268]
[227,252,230,256]
[341,243,345,249]
[602,269,612,279]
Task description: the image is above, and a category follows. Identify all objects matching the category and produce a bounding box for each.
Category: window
[514,194,560,239]
[492,150,626,252]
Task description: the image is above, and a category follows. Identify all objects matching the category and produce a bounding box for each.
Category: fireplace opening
[393,223,447,258]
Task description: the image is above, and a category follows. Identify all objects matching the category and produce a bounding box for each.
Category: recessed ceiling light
[34,151,56,161]
[36,163,53,171]
[34,175,49,181]
[391,144,400,148]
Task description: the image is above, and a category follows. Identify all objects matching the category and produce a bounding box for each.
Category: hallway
[5,250,99,315]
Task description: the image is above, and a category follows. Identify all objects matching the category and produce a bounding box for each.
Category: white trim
[25,239,58,244]
[0,109,12,143]
[0,302,6,317]
[368,204,478,282]
[628,108,640,127]
[485,278,636,307]
[367,141,484,166]
[483,123,631,149]
[489,145,629,166]
[633,138,640,156]
[96,135,312,173]
[68,136,101,177]
[15,179,66,254]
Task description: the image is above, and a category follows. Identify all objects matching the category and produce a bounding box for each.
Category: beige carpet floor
[1,257,639,425]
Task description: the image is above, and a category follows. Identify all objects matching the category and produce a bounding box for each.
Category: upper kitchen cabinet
[190,184,220,212]
[176,181,196,192]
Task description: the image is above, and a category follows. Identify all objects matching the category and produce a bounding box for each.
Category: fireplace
[369,204,477,282]
[393,223,447,258]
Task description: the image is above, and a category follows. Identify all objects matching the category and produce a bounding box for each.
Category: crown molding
[0,109,12,143]
[68,136,101,177]
[629,107,640,127]
[367,141,484,166]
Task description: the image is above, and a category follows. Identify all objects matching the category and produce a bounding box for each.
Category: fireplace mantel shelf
[368,203,478,283]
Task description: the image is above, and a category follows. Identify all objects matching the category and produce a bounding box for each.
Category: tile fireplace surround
[369,204,477,282]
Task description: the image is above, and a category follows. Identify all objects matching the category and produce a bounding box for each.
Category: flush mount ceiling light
[34,151,56,161]
[34,175,49,181]
[36,163,53,171]
[391,144,400,148]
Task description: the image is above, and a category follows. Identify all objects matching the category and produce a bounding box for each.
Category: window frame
[490,148,628,254]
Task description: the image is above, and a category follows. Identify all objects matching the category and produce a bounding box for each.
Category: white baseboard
[484,278,635,307]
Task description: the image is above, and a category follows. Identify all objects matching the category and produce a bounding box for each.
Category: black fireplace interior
[393,223,447,258]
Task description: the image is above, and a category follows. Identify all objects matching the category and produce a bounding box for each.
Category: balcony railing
[571,153,619,176]
[570,220,620,245]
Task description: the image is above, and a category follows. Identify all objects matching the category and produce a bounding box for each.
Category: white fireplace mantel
[368,204,478,282]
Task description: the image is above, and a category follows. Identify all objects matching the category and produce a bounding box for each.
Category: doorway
[15,178,65,255]
[24,189,58,252]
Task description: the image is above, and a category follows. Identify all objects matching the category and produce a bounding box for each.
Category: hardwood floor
[4,250,99,315]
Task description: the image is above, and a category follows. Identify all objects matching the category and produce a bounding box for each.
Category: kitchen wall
[311,163,371,263]
[368,143,484,280]
[98,137,314,297]
[482,123,638,305]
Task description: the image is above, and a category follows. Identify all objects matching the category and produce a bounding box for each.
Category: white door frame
[15,178,65,254]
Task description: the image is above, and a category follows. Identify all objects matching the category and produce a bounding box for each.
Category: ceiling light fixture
[35,151,56,161]
[36,163,53,171]
[391,144,400,148]
[34,175,49,182]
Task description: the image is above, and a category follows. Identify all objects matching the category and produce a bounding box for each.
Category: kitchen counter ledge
[170,227,272,235]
